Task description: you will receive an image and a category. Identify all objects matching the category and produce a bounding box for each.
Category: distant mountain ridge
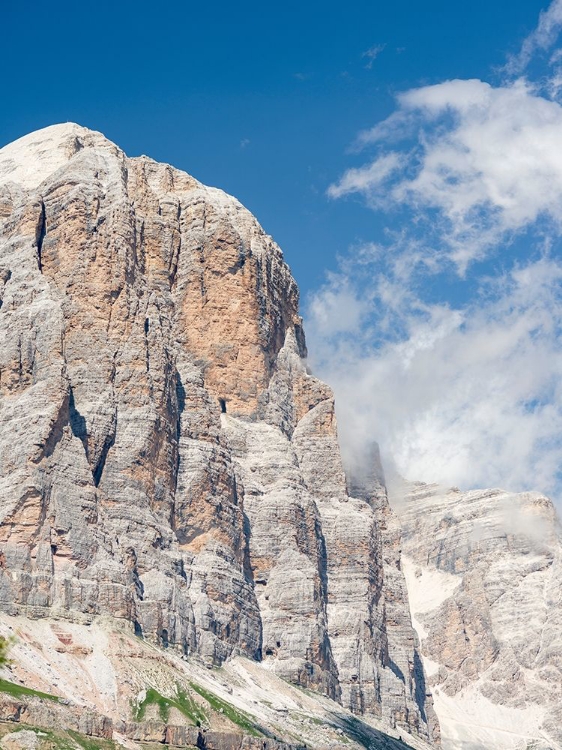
[391,480,562,749]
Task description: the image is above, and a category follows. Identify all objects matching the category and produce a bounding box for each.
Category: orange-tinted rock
[0,124,437,744]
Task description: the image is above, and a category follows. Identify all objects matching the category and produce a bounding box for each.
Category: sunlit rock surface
[391,481,562,750]
[0,614,436,750]
[0,124,437,746]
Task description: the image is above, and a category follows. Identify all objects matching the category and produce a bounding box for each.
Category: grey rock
[0,730,40,750]
[0,123,436,744]
[392,480,562,749]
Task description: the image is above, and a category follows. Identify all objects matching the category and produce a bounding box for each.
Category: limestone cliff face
[0,125,438,744]
[392,481,562,750]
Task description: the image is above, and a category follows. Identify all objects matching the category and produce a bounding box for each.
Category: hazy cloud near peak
[306,256,562,503]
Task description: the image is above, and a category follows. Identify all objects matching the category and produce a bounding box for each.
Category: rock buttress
[0,123,438,743]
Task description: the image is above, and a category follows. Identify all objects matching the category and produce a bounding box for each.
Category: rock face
[392,481,562,750]
[0,613,436,750]
[0,124,438,744]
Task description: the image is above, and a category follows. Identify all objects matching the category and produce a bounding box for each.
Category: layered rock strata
[392,481,562,750]
[0,613,435,750]
[0,124,437,744]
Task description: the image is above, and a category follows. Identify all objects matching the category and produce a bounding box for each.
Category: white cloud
[362,44,386,69]
[506,0,562,74]
[318,4,562,506]
[327,152,403,200]
[307,274,369,335]
[329,78,562,272]
[306,257,562,502]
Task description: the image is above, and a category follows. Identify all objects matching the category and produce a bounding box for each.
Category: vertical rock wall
[0,124,437,744]
[393,481,562,748]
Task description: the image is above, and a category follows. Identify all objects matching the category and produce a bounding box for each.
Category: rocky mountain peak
[0,125,438,748]
[0,123,121,190]
[3,123,561,750]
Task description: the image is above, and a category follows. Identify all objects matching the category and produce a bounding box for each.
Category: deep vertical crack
[92,429,116,488]
[35,200,47,273]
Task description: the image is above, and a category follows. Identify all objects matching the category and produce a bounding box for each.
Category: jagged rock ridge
[392,480,562,750]
[0,124,438,745]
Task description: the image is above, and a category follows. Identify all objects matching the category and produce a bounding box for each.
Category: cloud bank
[329,78,562,273]
[310,1,562,503]
[307,256,562,498]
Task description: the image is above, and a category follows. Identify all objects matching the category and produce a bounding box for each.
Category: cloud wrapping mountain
[313,1,562,504]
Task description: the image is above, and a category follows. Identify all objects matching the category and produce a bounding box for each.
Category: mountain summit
[0,124,437,748]
[0,125,561,750]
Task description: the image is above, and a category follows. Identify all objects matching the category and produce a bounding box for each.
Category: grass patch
[0,722,118,750]
[0,679,59,702]
[337,716,378,750]
[174,687,208,726]
[133,686,207,726]
[189,682,261,737]
[134,688,170,722]
[66,730,115,750]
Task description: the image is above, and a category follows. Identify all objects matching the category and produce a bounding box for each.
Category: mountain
[1,123,561,750]
[0,124,438,750]
[391,480,562,749]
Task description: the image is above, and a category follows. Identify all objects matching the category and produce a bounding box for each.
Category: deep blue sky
[1,0,547,299]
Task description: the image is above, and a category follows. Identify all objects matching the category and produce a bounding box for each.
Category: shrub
[0,636,11,668]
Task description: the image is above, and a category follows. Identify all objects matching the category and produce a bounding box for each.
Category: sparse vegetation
[0,722,117,750]
[133,685,207,726]
[0,636,11,667]
[189,682,262,736]
[0,678,60,702]
[66,729,116,750]
[0,637,62,707]
[336,715,379,750]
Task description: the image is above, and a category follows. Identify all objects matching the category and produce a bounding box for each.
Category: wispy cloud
[329,77,562,273]
[362,44,386,69]
[327,152,403,200]
[506,0,562,74]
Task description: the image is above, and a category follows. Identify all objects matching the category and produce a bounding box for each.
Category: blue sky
[4,0,562,501]
[1,0,548,292]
